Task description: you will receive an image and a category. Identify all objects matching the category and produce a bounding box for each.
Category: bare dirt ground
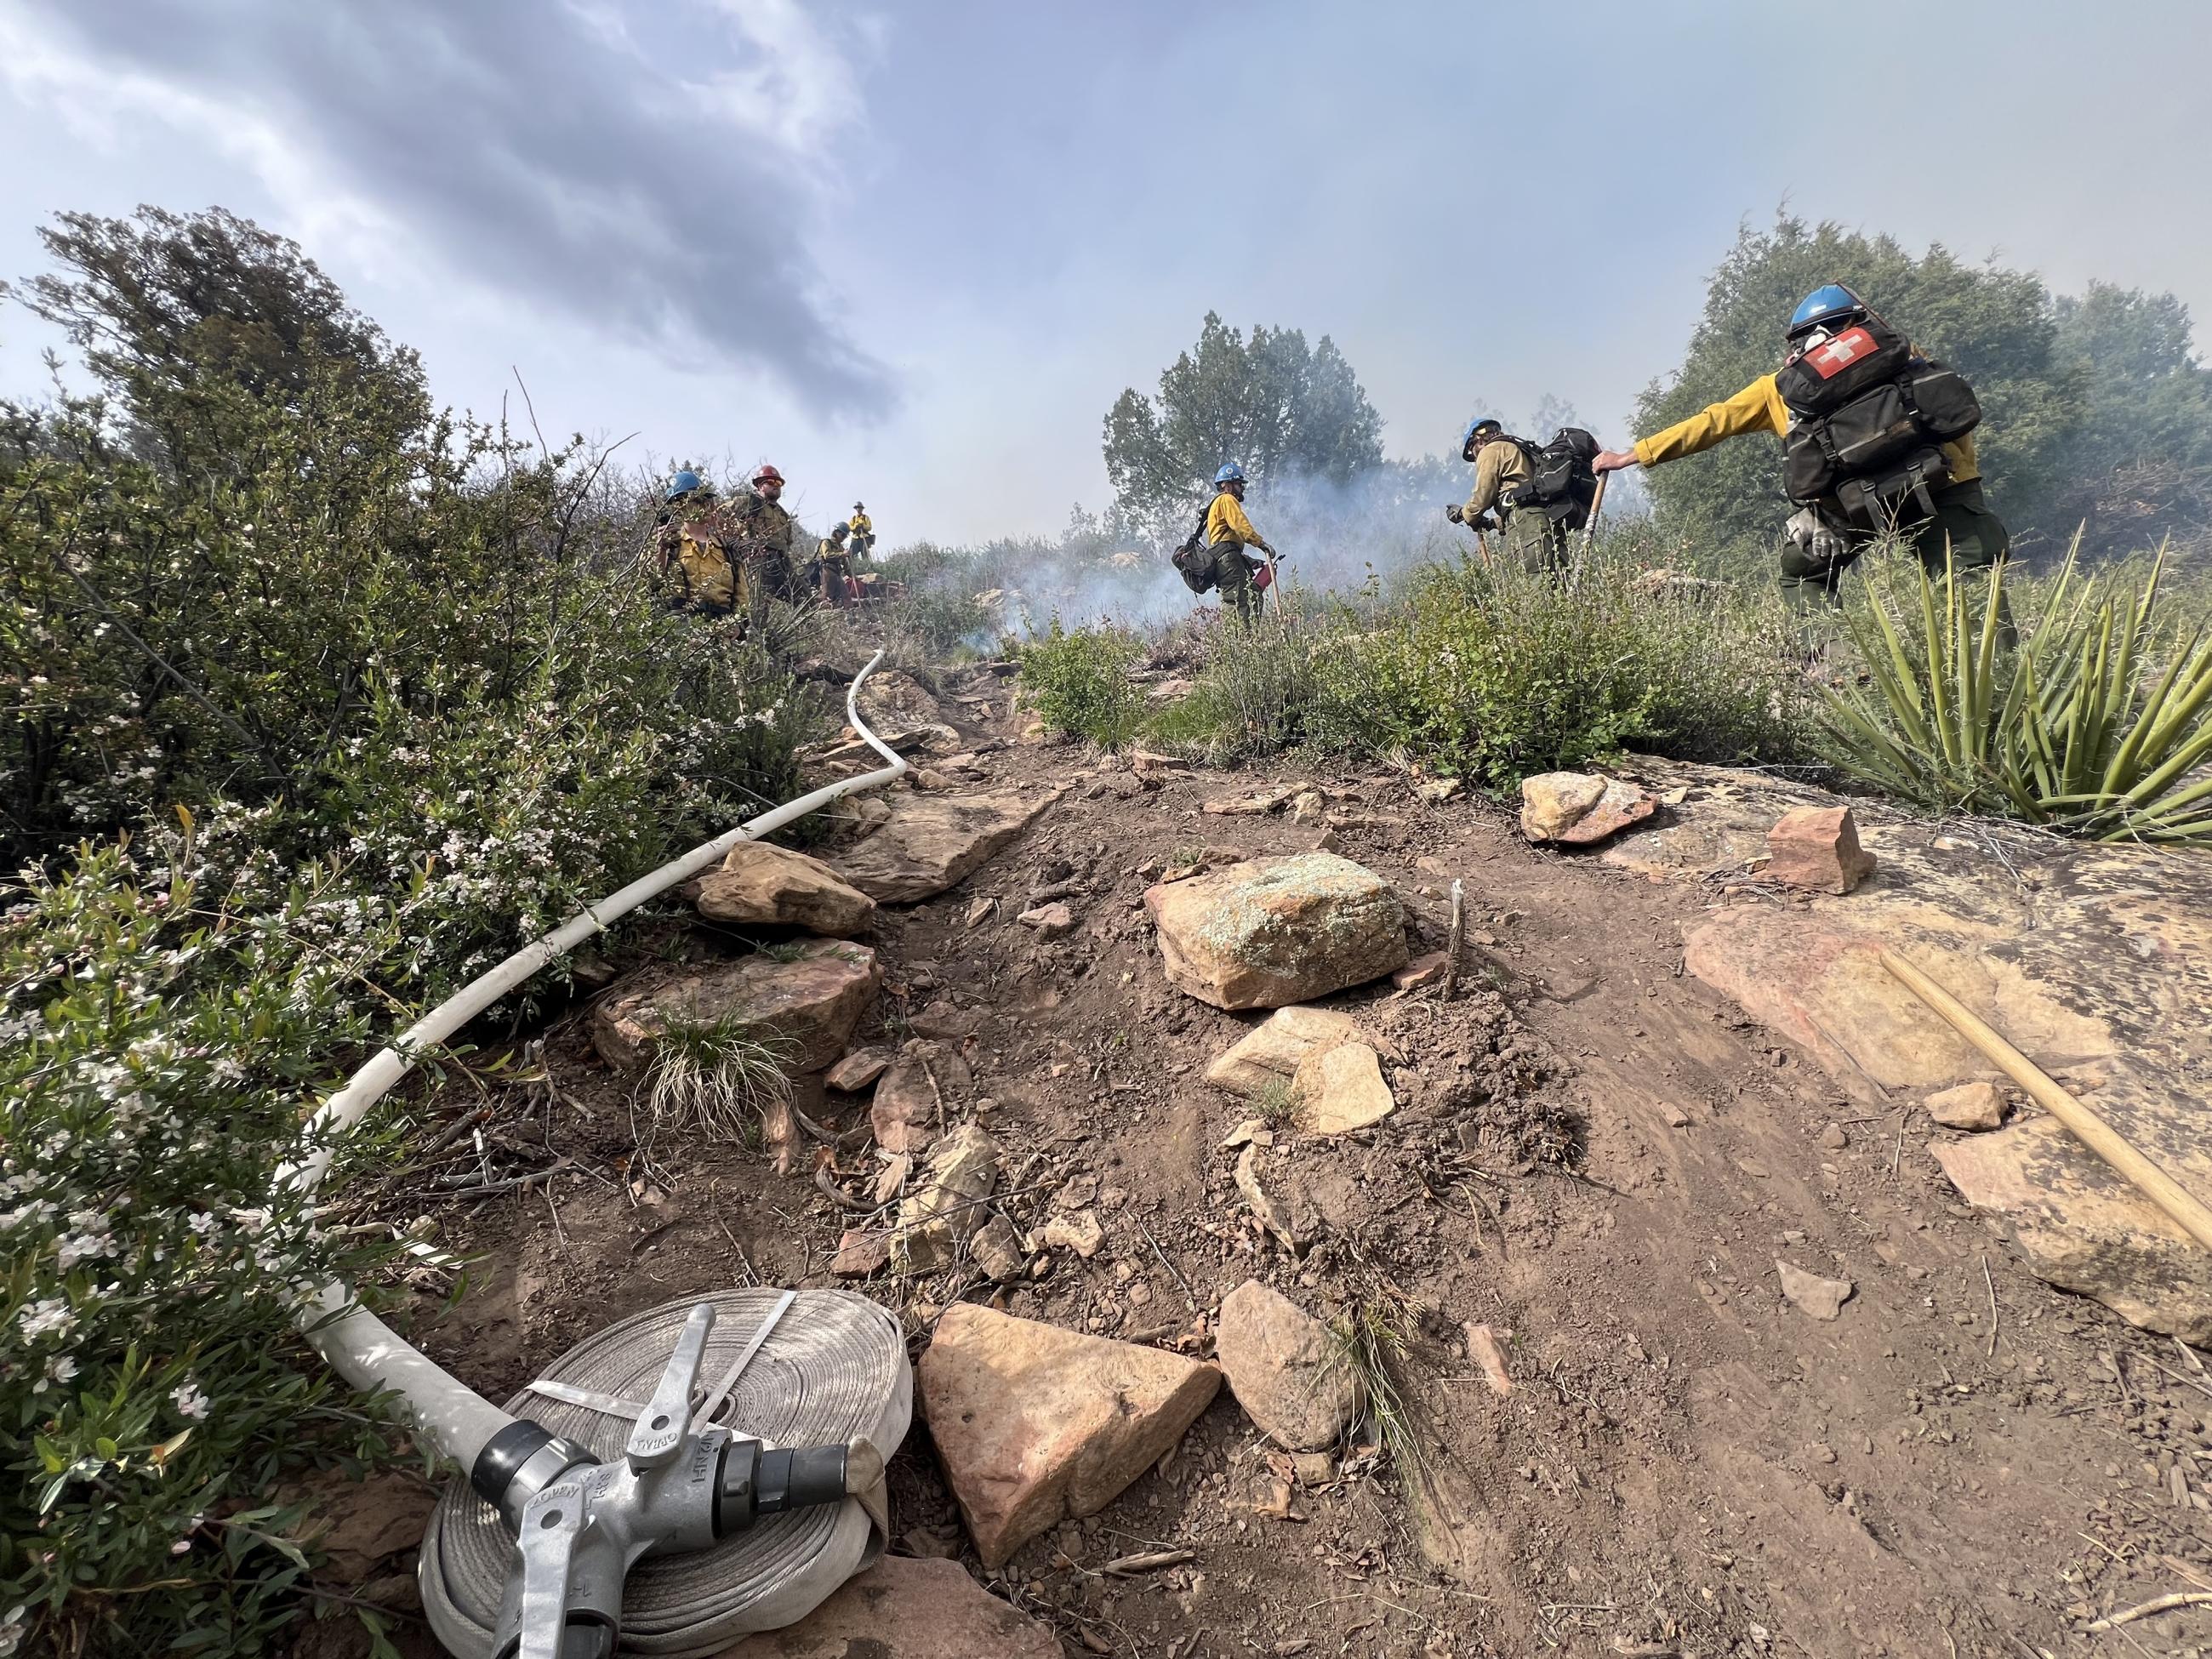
[382,661,2212,1659]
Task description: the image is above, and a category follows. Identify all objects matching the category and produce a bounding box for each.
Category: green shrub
[1821,543,2212,840]
[1018,619,1148,749]
[1146,550,1809,786]
[0,206,825,1656]
[2,847,412,1659]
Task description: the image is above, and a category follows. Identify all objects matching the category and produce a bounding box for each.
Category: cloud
[5,0,893,412]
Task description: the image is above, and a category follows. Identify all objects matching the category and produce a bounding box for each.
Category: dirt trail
[403,667,2212,1659]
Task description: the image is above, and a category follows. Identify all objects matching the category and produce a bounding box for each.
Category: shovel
[1579,472,1611,558]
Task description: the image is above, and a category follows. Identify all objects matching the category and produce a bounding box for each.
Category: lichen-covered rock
[590,943,881,1075]
[1145,853,1407,1010]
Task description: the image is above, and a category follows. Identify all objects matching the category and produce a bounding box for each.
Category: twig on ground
[437,1160,573,1199]
[2087,1591,2212,1631]
[813,1165,881,1213]
[1443,878,1464,1001]
[1981,1252,1998,1358]
[543,1189,573,1260]
[1099,1548,1194,1576]
[1136,1217,1199,1310]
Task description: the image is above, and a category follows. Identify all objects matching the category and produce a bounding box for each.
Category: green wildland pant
[1502,506,1571,575]
[1778,478,2010,605]
[1211,539,1263,623]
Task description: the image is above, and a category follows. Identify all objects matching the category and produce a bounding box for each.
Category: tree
[1633,214,2078,558]
[3,205,428,471]
[2049,282,2212,550]
[1103,312,1384,538]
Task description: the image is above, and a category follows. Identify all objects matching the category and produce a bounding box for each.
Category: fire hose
[279,653,917,1658]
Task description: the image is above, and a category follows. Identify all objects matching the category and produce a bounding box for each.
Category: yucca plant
[1821,538,2212,841]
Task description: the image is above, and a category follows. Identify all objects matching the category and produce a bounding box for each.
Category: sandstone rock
[1235,1145,1300,1251]
[1291,789,1327,824]
[1463,1322,1513,1397]
[870,1041,970,1155]
[1766,806,1877,894]
[895,1121,998,1274]
[964,897,995,928]
[1203,786,1297,817]
[1392,951,1449,991]
[1520,772,1657,846]
[695,841,876,936]
[909,1001,980,1040]
[1145,853,1408,1010]
[1415,777,1463,804]
[971,1215,1029,1281]
[1519,772,1605,840]
[1040,1209,1104,1259]
[1819,1121,1850,1150]
[1933,1117,2212,1344]
[1018,902,1075,938]
[719,1553,1058,1658]
[852,668,944,731]
[1776,1259,1854,1320]
[919,1305,1222,1566]
[1291,1041,1394,1136]
[1214,1280,1362,1451]
[1926,1080,2004,1131]
[832,1229,889,1277]
[590,944,881,1075]
[825,1046,893,1092]
[834,792,1053,904]
[1206,1006,1361,1097]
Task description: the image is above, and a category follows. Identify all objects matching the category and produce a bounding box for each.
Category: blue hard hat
[1788,284,1868,339]
[1214,461,1246,485]
[1460,416,1502,453]
[666,468,704,501]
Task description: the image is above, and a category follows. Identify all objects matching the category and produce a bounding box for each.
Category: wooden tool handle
[1879,948,2212,1251]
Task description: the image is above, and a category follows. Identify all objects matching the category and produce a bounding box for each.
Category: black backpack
[1774,317,1981,522]
[1171,503,1216,593]
[1508,427,1602,529]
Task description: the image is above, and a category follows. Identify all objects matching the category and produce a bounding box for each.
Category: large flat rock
[591,942,881,1075]
[833,791,1052,904]
[919,1304,1221,1566]
[1659,760,2212,1341]
[696,841,875,937]
[715,1554,1058,1658]
[1145,852,1408,1011]
[1934,1119,2212,1344]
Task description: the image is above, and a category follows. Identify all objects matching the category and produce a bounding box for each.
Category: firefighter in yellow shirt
[847,502,874,561]
[651,468,739,615]
[1594,284,2008,605]
[1445,417,1568,573]
[1203,462,1277,623]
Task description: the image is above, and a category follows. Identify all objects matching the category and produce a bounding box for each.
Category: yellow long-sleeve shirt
[1633,368,1979,484]
[1206,490,1265,549]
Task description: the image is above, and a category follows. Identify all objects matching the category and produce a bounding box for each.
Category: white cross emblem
[1816,333,1867,368]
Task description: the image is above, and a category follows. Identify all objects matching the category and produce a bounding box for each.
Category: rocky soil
[322,658,2212,1659]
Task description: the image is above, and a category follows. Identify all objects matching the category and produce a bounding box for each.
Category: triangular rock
[919,1305,1221,1566]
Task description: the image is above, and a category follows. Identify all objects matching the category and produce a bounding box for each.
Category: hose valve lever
[628,1303,715,1472]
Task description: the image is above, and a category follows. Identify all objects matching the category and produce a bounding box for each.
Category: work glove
[1444,502,1463,523]
[1470,514,1498,534]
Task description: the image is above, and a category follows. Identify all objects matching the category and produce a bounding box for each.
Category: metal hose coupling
[462,1304,887,1659]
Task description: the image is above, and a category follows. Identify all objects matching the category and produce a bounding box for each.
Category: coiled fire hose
[419,1291,911,1658]
[278,653,916,1658]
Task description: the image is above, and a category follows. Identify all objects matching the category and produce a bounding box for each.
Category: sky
[3,0,2209,548]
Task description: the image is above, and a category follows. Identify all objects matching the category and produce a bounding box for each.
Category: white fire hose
[280,653,916,1658]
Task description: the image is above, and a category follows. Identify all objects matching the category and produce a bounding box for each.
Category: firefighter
[1593,284,2009,606]
[847,501,874,561]
[1204,462,1277,624]
[1445,417,1569,573]
[729,463,798,602]
[651,468,740,616]
[813,521,855,606]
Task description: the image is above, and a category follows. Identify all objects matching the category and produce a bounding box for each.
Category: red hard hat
[753,464,784,486]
